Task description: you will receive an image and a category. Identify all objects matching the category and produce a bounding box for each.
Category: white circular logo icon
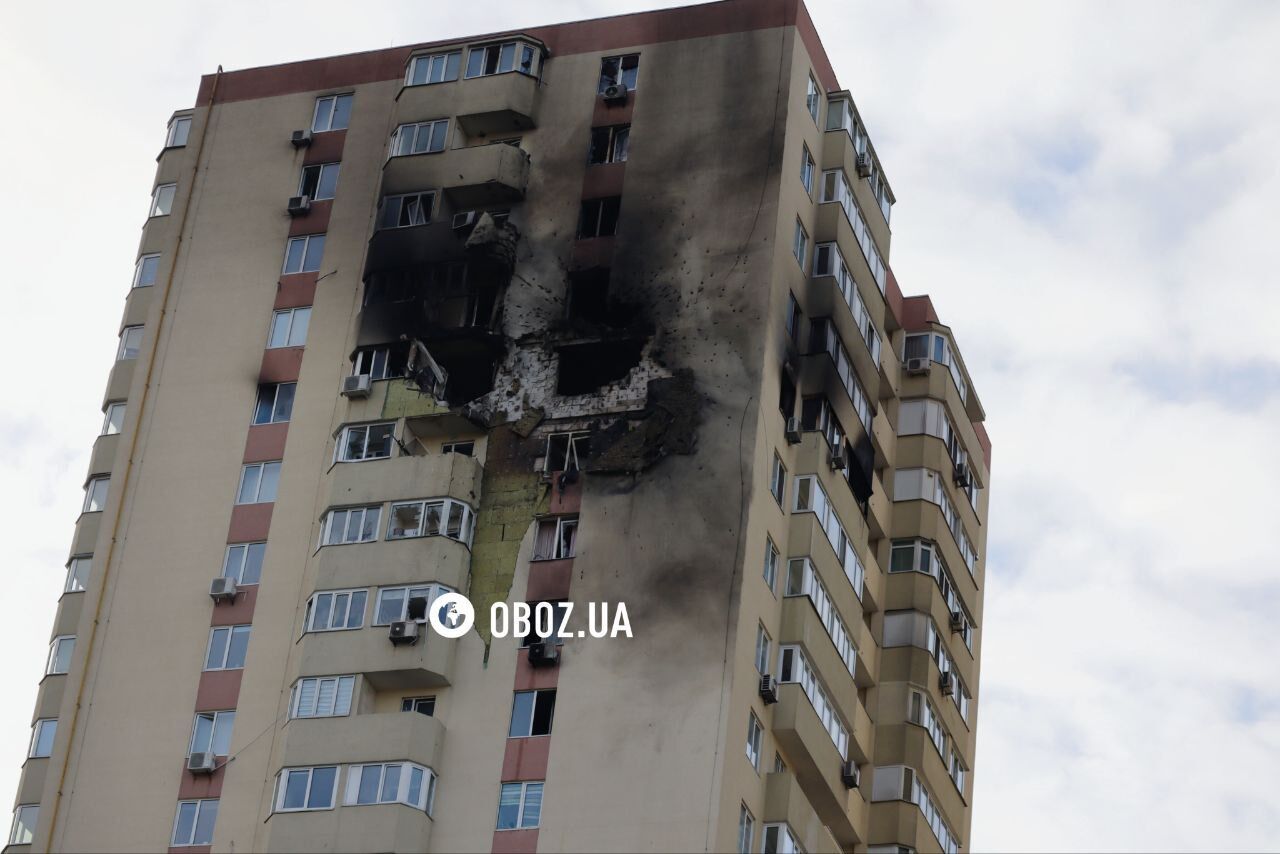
[428,592,475,639]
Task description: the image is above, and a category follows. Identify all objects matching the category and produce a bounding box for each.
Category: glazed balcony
[381,143,529,206]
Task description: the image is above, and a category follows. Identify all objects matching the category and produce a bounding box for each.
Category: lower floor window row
[870,765,959,854]
[777,645,850,757]
[274,763,437,814]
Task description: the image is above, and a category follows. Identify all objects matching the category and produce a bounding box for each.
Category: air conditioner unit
[187,752,217,774]
[287,195,311,216]
[939,671,955,697]
[532,456,547,474]
[856,153,873,178]
[759,674,779,705]
[528,641,560,668]
[341,374,372,398]
[830,449,848,471]
[389,620,419,645]
[601,82,629,103]
[784,417,802,445]
[906,357,930,375]
[290,129,312,148]
[949,610,965,632]
[452,210,479,230]
[954,466,973,489]
[209,577,237,603]
[840,760,861,789]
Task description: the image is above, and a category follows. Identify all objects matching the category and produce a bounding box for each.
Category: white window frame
[46,635,75,675]
[532,515,578,561]
[304,588,368,633]
[298,162,340,201]
[890,538,973,651]
[442,440,474,456]
[28,718,57,758]
[373,583,453,626]
[321,506,382,546]
[809,317,874,434]
[543,431,590,472]
[818,167,886,293]
[588,124,630,165]
[165,115,192,148]
[82,476,109,513]
[389,119,449,158]
[402,696,437,714]
[811,242,882,365]
[336,423,396,463]
[746,711,763,770]
[170,798,217,847]
[406,50,461,86]
[150,183,176,217]
[496,781,543,830]
[311,94,352,133]
[222,542,266,586]
[800,144,815,195]
[133,253,160,288]
[777,644,849,757]
[236,461,281,505]
[792,219,808,267]
[282,233,326,275]
[386,498,474,544]
[378,190,436,229]
[508,688,556,738]
[763,822,806,854]
[792,474,866,600]
[9,805,37,846]
[784,557,858,676]
[289,675,356,719]
[465,40,541,79]
[188,710,236,757]
[274,766,339,813]
[101,402,126,436]
[117,325,144,360]
[64,555,91,594]
[754,623,771,674]
[738,803,755,854]
[267,307,311,349]
[345,762,438,813]
[806,74,821,122]
[253,382,295,425]
[204,625,250,671]
[770,453,786,506]
[598,54,639,93]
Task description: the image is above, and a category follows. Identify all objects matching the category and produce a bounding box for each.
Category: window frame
[9,805,37,847]
[46,635,75,675]
[401,696,437,715]
[290,675,357,719]
[336,422,396,463]
[792,218,808,267]
[82,476,109,513]
[738,803,755,854]
[587,124,631,165]
[344,762,438,813]
[282,234,326,275]
[806,74,821,123]
[763,536,780,592]
[117,325,144,360]
[252,382,296,425]
[64,555,91,594]
[150,183,177,217]
[746,711,763,771]
[464,40,541,80]
[170,799,218,848]
[385,497,474,544]
[165,115,192,149]
[532,515,578,561]
[311,94,353,133]
[373,583,454,626]
[754,622,771,674]
[298,162,341,202]
[267,307,311,349]
[577,196,621,239]
[496,781,544,830]
[406,51,462,86]
[28,718,57,758]
[770,453,786,507]
[598,54,639,93]
[101,402,126,436]
[188,710,236,757]
[508,688,556,738]
[235,461,282,505]
[303,588,368,632]
[133,253,160,288]
[274,765,339,813]
[204,625,250,671]
[377,190,437,230]
[321,505,382,546]
[801,144,815,195]
[222,542,266,586]
[389,119,450,158]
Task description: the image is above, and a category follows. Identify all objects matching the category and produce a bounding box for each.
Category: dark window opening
[567,269,611,323]
[786,293,802,343]
[556,339,645,395]
[352,343,409,379]
[779,370,796,418]
[847,435,875,509]
[401,696,435,715]
[598,55,639,93]
[578,197,621,239]
[588,125,630,165]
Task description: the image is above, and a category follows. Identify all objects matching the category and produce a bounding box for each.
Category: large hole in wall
[556,339,646,395]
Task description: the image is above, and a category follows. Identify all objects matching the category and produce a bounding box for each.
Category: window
[9,805,37,846]
[28,719,56,758]
[321,506,381,545]
[883,610,970,721]
[785,558,857,675]
[389,120,449,157]
[82,477,109,513]
[171,799,217,847]
[65,555,91,593]
[189,710,235,757]
[298,162,340,201]
[466,41,541,78]
[792,218,808,266]
[509,689,556,737]
[386,498,474,544]
[812,242,883,365]
[101,402,125,436]
[337,423,395,462]
[374,584,453,625]
[908,689,947,758]
[401,696,436,715]
[544,431,590,472]
[892,469,977,574]
[800,397,845,451]
[345,762,437,813]
[378,191,436,229]
[312,94,352,132]
[763,536,779,592]
[746,711,763,770]
[738,804,755,854]
[519,601,572,647]
[275,766,338,812]
[763,823,804,854]
[283,234,325,274]
[442,440,474,456]
[808,318,874,434]
[890,538,973,651]
[150,183,176,217]
[769,453,786,506]
[598,54,639,92]
[578,196,620,239]
[407,51,461,85]
[588,125,630,164]
[304,589,367,632]
[290,675,356,719]
[792,475,867,599]
[806,74,821,122]
[777,645,849,756]
[352,345,408,380]
[774,753,787,773]
[205,625,250,670]
[496,781,543,830]
[236,461,281,504]
[133,253,160,288]
[267,307,311,348]
[800,145,815,194]
[785,292,802,343]
[819,167,886,292]
[117,325,144,360]
[533,515,578,560]
[253,383,296,425]
[46,635,74,675]
[870,766,958,854]
[754,623,771,674]
[903,332,968,402]
[949,748,967,792]
[166,116,192,148]
[220,542,265,586]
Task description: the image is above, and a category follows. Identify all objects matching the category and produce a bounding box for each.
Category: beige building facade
[7,1,991,852]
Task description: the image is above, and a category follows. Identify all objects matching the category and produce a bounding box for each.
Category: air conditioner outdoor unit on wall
[906,357,930,375]
[528,641,560,668]
[389,620,419,645]
[287,195,311,216]
[784,417,802,445]
[209,577,237,603]
[759,675,779,705]
[840,761,861,789]
[290,129,312,148]
[856,153,873,178]
[341,374,372,398]
[939,671,955,697]
[830,450,848,471]
[601,82,628,104]
[187,752,217,774]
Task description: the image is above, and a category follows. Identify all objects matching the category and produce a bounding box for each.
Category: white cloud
[1,0,1278,849]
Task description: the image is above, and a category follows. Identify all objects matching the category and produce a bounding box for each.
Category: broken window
[778,369,796,419]
[587,125,630,165]
[566,268,611,323]
[337,423,395,462]
[598,54,639,93]
[533,516,578,560]
[544,432,590,473]
[352,345,408,379]
[298,163,340,201]
[374,584,452,625]
[465,41,540,79]
[386,498,474,543]
[442,441,474,456]
[556,339,644,395]
[785,293,801,343]
[378,191,435,229]
[578,196,621,239]
[253,383,296,425]
[801,396,845,450]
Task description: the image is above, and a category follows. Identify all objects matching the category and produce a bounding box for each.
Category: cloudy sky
[2,0,1278,850]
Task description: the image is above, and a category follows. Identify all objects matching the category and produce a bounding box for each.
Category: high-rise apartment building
[6,1,991,851]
